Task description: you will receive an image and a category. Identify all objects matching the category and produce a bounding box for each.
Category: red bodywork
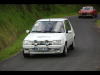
[78,6,98,18]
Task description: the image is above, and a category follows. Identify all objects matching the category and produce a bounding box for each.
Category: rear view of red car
[78,6,98,18]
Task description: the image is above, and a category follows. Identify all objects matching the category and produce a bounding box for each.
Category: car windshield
[31,21,65,33]
[82,7,93,10]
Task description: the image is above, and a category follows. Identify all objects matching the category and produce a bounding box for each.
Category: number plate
[34,47,49,51]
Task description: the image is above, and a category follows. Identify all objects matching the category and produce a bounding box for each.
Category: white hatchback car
[23,18,75,57]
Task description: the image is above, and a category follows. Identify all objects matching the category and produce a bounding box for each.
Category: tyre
[92,13,94,18]
[23,50,30,58]
[95,15,97,18]
[61,43,67,57]
[79,16,81,18]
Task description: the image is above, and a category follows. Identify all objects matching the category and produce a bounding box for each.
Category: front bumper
[78,13,93,17]
[23,45,64,54]
[79,15,93,17]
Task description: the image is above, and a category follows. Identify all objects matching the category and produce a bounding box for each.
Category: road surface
[0,14,100,71]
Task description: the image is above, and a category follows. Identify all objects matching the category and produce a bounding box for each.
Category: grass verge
[96,19,100,28]
[0,33,27,61]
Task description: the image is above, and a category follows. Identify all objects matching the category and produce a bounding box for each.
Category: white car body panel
[24,33,65,41]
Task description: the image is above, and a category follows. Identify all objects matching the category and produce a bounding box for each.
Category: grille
[34,41,52,45]
[37,41,45,45]
[82,13,87,15]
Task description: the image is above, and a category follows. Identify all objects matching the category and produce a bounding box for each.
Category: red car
[78,6,98,18]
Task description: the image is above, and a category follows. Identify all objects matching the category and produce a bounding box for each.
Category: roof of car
[37,18,68,21]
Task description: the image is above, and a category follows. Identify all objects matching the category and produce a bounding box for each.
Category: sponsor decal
[37,36,50,38]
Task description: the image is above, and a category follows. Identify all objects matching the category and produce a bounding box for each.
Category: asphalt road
[0,14,100,71]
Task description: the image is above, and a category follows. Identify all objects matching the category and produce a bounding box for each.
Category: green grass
[96,19,100,27]
[0,4,100,62]
[0,33,27,61]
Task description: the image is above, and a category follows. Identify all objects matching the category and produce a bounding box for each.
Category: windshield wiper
[31,31,51,33]
[31,31,61,33]
[51,31,61,33]
[31,31,42,33]
[43,31,52,33]
[42,31,61,33]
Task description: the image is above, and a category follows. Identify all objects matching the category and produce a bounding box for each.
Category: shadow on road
[78,16,96,19]
[24,49,74,59]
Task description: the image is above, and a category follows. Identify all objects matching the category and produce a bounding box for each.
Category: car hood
[24,33,65,41]
[79,10,93,13]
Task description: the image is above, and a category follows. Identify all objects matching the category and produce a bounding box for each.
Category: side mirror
[66,30,68,33]
[26,30,30,33]
[68,30,72,34]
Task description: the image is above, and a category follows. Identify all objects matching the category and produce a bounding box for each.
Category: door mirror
[68,30,72,34]
[26,30,30,33]
[66,30,68,33]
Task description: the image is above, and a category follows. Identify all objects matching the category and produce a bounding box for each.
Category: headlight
[23,40,33,45]
[52,40,64,45]
[52,40,61,45]
[79,13,82,15]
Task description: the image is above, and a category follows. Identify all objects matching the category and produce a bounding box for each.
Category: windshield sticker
[35,22,39,26]
[37,36,50,38]
[39,22,41,24]
[35,22,41,26]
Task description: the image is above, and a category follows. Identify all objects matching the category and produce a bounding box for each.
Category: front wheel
[79,16,81,18]
[61,44,67,57]
[95,14,97,18]
[91,13,94,18]
[23,50,30,58]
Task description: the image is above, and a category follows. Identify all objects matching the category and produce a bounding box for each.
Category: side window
[67,20,71,30]
[64,20,71,31]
